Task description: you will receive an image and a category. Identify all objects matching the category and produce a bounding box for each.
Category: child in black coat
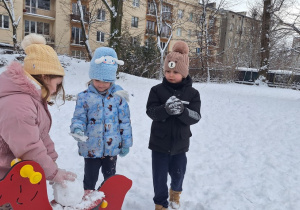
[146,41,201,210]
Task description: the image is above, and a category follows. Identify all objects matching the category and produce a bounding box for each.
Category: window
[71,27,84,45]
[97,9,105,21]
[177,10,183,19]
[146,20,155,34]
[196,48,200,54]
[0,15,9,29]
[161,24,170,38]
[38,0,50,10]
[25,20,49,35]
[72,3,86,16]
[189,13,193,22]
[188,29,192,38]
[147,2,155,15]
[162,5,171,20]
[72,50,86,59]
[131,16,138,28]
[176,28,182,37]
[133,0,139,7]
[25,0,50,12]
[97,31,105,43]
[132,37,138,45]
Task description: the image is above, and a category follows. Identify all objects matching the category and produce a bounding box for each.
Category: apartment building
[218,10,261,68]
[0,0,221,61]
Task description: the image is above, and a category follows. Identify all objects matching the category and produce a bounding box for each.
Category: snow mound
[53,179,84,207]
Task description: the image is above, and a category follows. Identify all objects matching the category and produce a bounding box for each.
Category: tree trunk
[260,0,272,77]
[109,0,123,57]
[77,0,92,60]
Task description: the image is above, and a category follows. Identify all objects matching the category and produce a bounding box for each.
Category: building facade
[0,0,260,69]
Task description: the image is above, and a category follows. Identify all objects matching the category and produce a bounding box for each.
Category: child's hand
[50,169,77,188]
[119,147,130,157]
[70,128,88,142]
[165,96,184,115]
[74,128,84,136]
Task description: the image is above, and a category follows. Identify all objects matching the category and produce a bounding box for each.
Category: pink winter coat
[0,62,58,180]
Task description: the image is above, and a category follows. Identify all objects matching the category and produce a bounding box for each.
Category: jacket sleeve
[70,93,88,133]
[177,90,201,125]
[117,96,133,148]
[0,96,58,179]
[146,87,170,121]
[44,133,58,161]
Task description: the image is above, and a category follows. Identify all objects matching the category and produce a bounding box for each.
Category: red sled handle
[97,174,132,210]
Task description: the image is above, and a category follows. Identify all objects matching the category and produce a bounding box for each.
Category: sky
[1,51,300,209]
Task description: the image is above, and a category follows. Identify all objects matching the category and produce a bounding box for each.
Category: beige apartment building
[0,0,223,61]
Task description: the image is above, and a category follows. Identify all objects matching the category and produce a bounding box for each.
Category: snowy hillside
[1,53,300,210]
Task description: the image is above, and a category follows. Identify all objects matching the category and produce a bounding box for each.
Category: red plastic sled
[0,160,132,210]
[0,160,52,210]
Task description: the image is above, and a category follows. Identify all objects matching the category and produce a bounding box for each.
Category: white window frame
[0,15,9,29]
[176,28,182,37]
[71,26,84,45]
[178,9,183,19]
[97,9,106,21]
[146,20,155,34]
[133,0,139,7]
[189,13,193,22]
[97,31,105,43]
[131,16,139,28]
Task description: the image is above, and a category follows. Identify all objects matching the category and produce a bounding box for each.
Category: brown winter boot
[169,189,181,209]
[155,204,168,210]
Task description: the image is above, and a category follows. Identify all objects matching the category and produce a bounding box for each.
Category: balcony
[44,35,55,44]
[23,7,55,20]
[161,33,170,38]
[70,14,89,23]
[146,29,156,35]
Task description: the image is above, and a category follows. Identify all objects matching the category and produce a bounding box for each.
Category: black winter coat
[146,76,201,155]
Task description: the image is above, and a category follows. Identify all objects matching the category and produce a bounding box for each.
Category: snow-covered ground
[1,53,300,210]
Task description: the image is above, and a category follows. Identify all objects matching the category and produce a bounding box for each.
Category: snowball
[52,179,84,207]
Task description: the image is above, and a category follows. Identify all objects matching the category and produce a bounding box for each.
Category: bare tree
[194,0,225,82]
[259,0,287,77]
[102,0,123,56]
[76,0,93,60]
[0,0,21,50]
[151,0,173,79]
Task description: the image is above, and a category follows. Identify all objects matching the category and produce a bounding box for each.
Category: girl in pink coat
[0,34,76,187]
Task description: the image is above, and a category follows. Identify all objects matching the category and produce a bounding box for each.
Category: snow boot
[169,189,181,209]
[155,204,168,210]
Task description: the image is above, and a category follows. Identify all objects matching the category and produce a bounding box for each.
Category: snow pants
[83,156,117,190]
[152,150,187,208]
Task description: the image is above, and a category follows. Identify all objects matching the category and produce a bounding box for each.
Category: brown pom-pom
[172,41,189,54]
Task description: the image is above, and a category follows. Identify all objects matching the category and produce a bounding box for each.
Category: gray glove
[165,96,184,115]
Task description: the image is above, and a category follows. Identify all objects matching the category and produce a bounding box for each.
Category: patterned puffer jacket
[70,83,132,158]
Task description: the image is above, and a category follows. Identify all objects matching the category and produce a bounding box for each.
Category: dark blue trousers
[83,156,117,190]
[152,151,187,208]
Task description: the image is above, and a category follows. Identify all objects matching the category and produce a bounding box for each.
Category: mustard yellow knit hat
[21,33,65,76]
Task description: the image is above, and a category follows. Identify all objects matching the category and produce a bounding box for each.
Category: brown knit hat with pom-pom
[164,41,189,78]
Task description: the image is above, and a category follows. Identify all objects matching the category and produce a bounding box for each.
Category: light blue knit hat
[89,47,124,82]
